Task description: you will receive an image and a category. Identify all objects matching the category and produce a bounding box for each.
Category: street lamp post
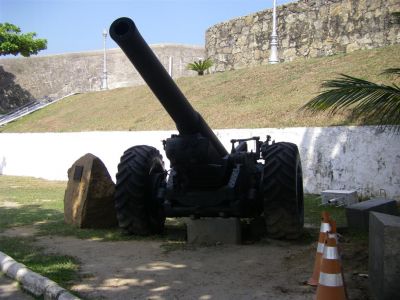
[168,56,173,77]
[101,28,108,90]
[269,0,279,64]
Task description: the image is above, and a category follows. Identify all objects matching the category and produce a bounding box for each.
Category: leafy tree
[302,69,400,132]
[0,23,47,57]
[187,58,213,75]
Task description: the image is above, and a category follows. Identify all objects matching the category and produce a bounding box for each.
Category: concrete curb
[0,251,79,300]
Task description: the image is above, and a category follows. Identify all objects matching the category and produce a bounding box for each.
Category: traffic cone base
[316,284,346,300]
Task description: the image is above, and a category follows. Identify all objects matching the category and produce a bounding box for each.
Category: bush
[187,58,213,75]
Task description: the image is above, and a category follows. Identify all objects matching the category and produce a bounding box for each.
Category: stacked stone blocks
[206,0,400,72]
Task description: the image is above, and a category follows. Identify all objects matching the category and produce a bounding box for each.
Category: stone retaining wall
[206,0,400,71]
[0,44,204,113]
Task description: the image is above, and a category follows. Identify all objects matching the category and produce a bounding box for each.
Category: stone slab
[369,212,400,300]
[346,198,398,231]
[185,218,241,244]
[321,190,358,206]
[64,153,117,228]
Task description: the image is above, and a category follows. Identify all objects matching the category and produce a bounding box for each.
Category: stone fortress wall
[206,0,400,71]
[2,0,400,112]
[0,44,204,112]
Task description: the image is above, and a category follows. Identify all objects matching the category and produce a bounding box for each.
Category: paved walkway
[0,274,33,300]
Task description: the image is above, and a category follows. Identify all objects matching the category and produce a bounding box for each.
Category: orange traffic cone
[329,218,336,233]
[307,211,331,286]
[329,219,341,253]
[329,218,349,299]
[315,234,347,300]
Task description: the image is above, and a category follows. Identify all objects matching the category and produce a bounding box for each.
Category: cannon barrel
[109,17,228,158]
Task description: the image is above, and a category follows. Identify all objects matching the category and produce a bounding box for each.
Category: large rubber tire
[263,142,304,239]
[114,145,166,235]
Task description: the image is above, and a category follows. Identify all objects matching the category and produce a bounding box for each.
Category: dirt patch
[1,225,368,300]
[0,225,38,237]
[35,236,315,300]
[0,201,22,208]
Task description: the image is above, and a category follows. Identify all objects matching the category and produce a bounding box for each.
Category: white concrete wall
[1,126,399,199]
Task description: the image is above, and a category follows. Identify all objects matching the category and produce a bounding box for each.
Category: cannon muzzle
[109,17,228,158]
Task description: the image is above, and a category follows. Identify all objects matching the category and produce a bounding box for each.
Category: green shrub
[187,58,213,75]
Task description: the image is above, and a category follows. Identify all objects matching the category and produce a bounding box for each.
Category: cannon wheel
[114,145,166,235]
[262,142,304,239]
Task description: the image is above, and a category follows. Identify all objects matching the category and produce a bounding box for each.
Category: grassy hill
[2,45,399,133]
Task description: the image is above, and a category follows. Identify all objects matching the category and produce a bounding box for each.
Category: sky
[0,0,294,56]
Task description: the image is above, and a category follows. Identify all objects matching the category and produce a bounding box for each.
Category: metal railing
[0,93,78,127]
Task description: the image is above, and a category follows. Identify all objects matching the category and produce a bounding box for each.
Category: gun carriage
[109,17,304,239]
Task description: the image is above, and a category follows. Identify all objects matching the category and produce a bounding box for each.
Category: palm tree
[302,68,400,133]
[187,58,213,75]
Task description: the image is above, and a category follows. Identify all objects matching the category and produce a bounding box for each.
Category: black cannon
[109,17,304,239]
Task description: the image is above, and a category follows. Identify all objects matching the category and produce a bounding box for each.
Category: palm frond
[302,74,400,132]
[187,58,213,74]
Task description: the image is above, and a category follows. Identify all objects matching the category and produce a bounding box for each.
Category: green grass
[36,218,187,242]
[0,176,347,238]
[303,194,369,246]
[0,176,65,231]
[1,45,399,133]
[0,236,79,289]
[0,176,190,243]
[303,194,347,228]
[0,176,152,241]
[0,176,81,290]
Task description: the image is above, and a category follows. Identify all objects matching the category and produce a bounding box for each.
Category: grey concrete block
[369,212,400,300]
[346,198,398,231]
[321,190,358,206]
[57,291,81,300]
[185,218,241,244]
[44,279,67,299]
[17,271,47,297]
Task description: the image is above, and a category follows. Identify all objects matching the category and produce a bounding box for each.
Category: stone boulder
[64,153,117,228]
